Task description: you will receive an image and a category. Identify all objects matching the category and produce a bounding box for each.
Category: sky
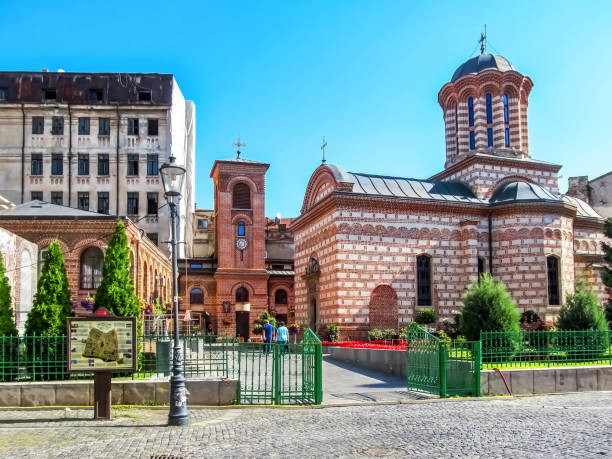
[2,1,611,217]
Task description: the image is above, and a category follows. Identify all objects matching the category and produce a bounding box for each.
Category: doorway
[236,311,250,340]
[309,298,317,332]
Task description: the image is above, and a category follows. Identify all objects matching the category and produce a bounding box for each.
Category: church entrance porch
[236,311,250,340]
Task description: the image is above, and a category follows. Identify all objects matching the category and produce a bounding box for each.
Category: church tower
[438,48,533,168]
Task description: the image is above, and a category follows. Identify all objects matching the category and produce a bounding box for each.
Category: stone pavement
[0,392,611,458]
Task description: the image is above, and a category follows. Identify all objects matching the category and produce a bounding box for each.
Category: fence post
[473,341,482,397]
[315,342,323,404]
[273,344,281,405]
[439,342,447,398]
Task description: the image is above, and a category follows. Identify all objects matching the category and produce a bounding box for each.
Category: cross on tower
[479,24,487,54]
[232,136,246,159]
[321,136,327,164]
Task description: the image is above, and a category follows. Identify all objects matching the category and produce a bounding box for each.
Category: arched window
[468,97,474,127]
[503,94,510,147]
[469,131,475,150]
[487,128,493,147]
[190,288,204,304]
[275,289,288,305]
[416,255,431,306]
[486,93,492,124]
[236,287,249,303]
[38,247,49,277]
[232,183,251,209]
[237,221,246,237]
[80,247,103,289]
[547,256,560,305]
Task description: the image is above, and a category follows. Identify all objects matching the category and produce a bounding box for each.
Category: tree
[460,274,520,341]
[557,282,608,331]
[0,252,18,336]
[602,218,612,327]
[25,241,71,336]
[94,221,139,318]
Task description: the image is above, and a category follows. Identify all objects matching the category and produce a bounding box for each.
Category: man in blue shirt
[262,320,275,353]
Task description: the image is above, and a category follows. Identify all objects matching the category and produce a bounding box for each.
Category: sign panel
[67,317,137,372]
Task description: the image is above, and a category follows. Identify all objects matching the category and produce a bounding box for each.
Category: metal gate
[406,327,481,398]
[236,329,322,405]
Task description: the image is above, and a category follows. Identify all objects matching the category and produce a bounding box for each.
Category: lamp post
[159,155,189,426]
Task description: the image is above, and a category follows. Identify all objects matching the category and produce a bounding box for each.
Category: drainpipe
[115,105,120,215]
[488,212,493,275]
[20,104,25,204]
[68,104,72,207]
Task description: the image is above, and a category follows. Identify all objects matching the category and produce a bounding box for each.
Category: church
[291,50,609,339]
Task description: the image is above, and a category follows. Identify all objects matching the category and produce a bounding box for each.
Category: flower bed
[322,340,407,350]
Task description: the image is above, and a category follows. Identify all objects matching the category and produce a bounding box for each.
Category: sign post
[67,317,137,420]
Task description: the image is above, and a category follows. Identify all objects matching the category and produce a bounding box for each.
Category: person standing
[262,320,275,353]
[276,321,289,355]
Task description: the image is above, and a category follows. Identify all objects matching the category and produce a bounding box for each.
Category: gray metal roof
[0,200,112,218]
[561,195,604,219]
[267,270,295,276]
[490,181,559,205]
[451,54,516,82]
[336,168,486,204]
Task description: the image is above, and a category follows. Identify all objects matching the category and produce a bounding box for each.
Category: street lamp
[159,155,189,427]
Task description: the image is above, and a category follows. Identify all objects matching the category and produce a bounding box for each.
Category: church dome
[451,53,516,82]
[489,181,559,205]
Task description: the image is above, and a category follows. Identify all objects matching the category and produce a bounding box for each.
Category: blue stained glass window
[237,221,245,236]
[503,94,509,123]
[469,131,475,150]
[486,93,492,124]
[505,128,510,147]
[487,128,493,147]
[468,97,474,127]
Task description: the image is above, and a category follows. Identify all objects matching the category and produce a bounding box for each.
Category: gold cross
[232,136,246,159]
[321,136,327,164]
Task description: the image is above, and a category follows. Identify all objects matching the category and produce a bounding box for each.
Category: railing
[480,330,612,369]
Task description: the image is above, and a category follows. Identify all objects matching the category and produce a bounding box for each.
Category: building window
[190,288,204,305]
[146,233,158,245]
[97,192,109,214]
[503,94,509,124]
[197,219,208,229]
[237,221,246,237]
[486,93,492,124]
[147,154,158,176]
[127,154,139,176]
[51,154,63,175]
[487,128,493,147]
[98,118,110,136]
[147,192,158,215]
[547,256,560,305]
[89,89,103,102]
[127,118,139,136]
[32,116,44,134]
[232,183,251,209]
[138,91,151,102]
[51,191,63,205]
[78,117,90,135]
[478,257,485,279]
[31,191,43,201]
[80,247,103,289]
[468,97,474,127]
[0,88,7,100]
[78,154,89,175]
[97,154,109,175]
[44,89,57,102]
[31,154,43,175]
[78,192,89,211]
[51,116,64,135]
[469,131,475,150]
[147,119,158,136]
[416,255,432,306]
[505,128,510,147]
[235,287,249,303]
[127,192,139,215]
[275,289,288,305]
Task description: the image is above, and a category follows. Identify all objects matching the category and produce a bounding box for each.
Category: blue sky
[2,1,611,217]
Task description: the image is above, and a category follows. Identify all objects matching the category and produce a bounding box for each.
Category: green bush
[437,330,451,347]
[325,323,340,342]
[520,310,540,324]
[368,329,383,341]
[442,313,461,339]
[0,252,17,337]
[558,283,608,331]
[382,329,396,340]
[602,218,612,328]
[415,309,437,325]
[253,311,277,335]
[460,274,520,342]
[399,322,424,340]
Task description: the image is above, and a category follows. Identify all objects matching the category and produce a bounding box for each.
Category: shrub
[437,330,451,347]
[382,329,396,340]
[602,218,612,328]
[520,310,540,324]
[253,311,277,335]
[557,283,608,331]
[460,274,520,342]
[442,313,461,339]
[325,324,340,342]
[399,322,424,340]
[0,252,17,336]
[415,309,437,326]
[368,329,383,341]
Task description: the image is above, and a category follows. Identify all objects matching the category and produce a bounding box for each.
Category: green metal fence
[480,330,612,369]
[0,331,323,406]
[405,327,481,398]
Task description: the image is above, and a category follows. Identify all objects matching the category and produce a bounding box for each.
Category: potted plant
[288,323,299,343]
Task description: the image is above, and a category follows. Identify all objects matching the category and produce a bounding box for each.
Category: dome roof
[451,53,516,82]
[561,195,604,220]
[490,181,559,205]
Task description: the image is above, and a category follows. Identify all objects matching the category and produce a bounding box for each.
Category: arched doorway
[369,285,398,330]
[235,286,250,340]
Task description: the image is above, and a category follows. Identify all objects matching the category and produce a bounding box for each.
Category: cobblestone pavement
[0,392,610,458]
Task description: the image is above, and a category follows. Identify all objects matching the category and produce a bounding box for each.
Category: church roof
[451,53,516,82]
[489,181,559,205]
[561,195,604,220]
[0,200,114,218]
